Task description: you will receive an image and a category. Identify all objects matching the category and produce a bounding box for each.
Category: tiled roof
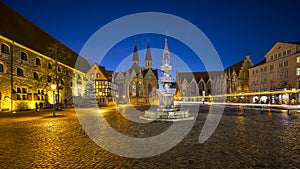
[0,2,90,72]
[225,59,244,76]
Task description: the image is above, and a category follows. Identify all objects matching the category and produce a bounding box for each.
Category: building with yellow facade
[249,41,300,104]
[0,2,90,111]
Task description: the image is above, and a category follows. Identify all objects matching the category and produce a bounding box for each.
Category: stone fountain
[140,38,193,121]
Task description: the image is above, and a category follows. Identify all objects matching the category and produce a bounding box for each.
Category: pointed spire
[145,40,152,61]
[162,33,170,65]
[132,40,140,66]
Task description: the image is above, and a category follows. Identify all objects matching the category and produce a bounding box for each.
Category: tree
[46,42,73,109]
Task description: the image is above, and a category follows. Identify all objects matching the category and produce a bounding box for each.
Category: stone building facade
[114,41,158,104]
[0,3,89,111]
[249,42,300,104]
[176,55,254,102]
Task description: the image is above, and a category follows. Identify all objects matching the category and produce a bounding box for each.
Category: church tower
[145,40,152,69]
[132,41,140,66]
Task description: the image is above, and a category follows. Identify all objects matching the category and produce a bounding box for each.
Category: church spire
[145,40,152,69]
[132,40,140,66]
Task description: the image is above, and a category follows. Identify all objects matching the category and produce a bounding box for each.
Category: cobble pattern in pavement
[0,106,299,168]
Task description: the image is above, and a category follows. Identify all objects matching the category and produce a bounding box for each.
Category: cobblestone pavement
[0,105,299,168]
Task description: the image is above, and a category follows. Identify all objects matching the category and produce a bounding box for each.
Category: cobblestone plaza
[0,105,299,168]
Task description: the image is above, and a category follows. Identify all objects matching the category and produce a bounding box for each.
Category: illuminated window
[21,52,27,61]
[17,68,24,77]
[297,57,300,63]
[1,44,9,54]
[0,63,3,73]
[138,81,142,97]
[132,82,136,96]
[96,73,100,78]
[90,74,94,79]
[297,68,300,76]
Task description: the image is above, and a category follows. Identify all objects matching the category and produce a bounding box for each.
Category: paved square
[0,105,299,168]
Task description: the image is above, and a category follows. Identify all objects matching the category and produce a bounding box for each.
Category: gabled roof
[0,2,90,72]
[177,72,209,84]
[225,59,244,76]
[98,65,113,80]
[141,68,158,79]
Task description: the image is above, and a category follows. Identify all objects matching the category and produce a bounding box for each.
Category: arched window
[1,44,9,54]
[36,58,41,65]
[0,63,3,73]
[207,81,211,94]
[138,81,142,97]
[190,81,198,96]
[17,68,24,77]
[21,52,27,61]
[60,79,64,85]
[33,72,38,80]
[132,81,136,96]
[182,82,188,96]
[199,82,204,94]
[231,76,237,91]
[148,83,152,97]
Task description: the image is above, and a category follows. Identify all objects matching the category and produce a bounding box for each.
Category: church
[114,41,160,104]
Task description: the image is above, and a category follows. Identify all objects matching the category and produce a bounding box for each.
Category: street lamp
[51,83,57,117]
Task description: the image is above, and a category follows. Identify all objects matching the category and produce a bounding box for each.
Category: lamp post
[51,83,57,117]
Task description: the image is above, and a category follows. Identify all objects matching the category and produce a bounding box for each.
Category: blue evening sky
[2,0,300,72]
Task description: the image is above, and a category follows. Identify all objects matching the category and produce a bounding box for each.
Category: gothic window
[21,52,28,61]
[17,68,24,77]
[1,44,9,54]
[148,83,152,97]
[33,72,38,80]
[207,81,211,94]
[138,81,142,97]
[199,82,205,94]
[190,81,198,96]
[231,76,237,91]
[0,63,3,73]
[36,58,41,65]
[132,81,136,97]
[182,82,188,96]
